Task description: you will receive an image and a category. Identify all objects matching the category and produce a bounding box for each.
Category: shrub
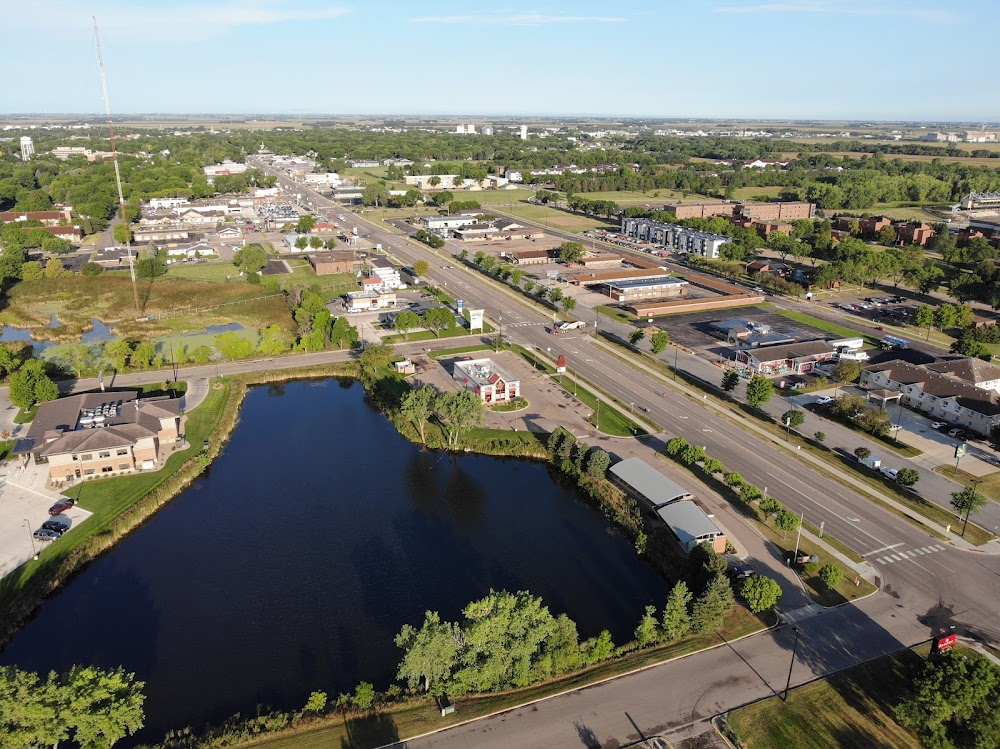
[819,564,843,590]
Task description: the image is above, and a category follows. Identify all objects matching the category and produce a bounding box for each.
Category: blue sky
[2,0,997,121]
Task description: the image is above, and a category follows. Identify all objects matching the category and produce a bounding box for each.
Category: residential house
[452,358,520,404]
[92,247,130,267]
[28,225,82,242]
[217,226,242,240]
[134,226,190,243]
[0,208,74,225]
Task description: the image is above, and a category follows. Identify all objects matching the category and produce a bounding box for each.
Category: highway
[251,160,1000,745]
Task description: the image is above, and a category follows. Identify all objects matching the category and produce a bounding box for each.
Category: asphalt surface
[249,160,1000,747]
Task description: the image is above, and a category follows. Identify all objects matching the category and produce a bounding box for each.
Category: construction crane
[93,16,142,317]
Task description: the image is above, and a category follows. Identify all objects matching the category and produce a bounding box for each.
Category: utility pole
[94,17,141,317]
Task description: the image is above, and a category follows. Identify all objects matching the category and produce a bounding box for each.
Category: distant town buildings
[519,125,528,140]
[957,192,1000,211]
[203,161,248,180]
[664,200,814,222]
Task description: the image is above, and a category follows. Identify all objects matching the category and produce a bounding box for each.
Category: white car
[879,466,899,480]
[815,396,834,405]
[931,421,948,430]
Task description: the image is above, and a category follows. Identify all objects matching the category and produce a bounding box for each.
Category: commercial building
[662,201,814,221]
[421,215,478,231]
[134,227,190,243]
[308,251,360,275]
[894,221,936,246]
[563,267,668,286]
[345,289,397,312]
[604,276,689,303]
[368,257,402,289]
[147,197,190,210]
[957,192,1000,211]
[620,217,731,259]
[655,501,727,553]
[15,391,184,484]
[735,340,836,376]
[861,358,1000,436]
[203,161,248,178]
[303,172,341,186]
[453,223,498,241]
[507,249,552,265]
[404,174,460,189]
[453,358,520,405]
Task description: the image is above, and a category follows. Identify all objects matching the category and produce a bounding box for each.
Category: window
[98,451,111,459]
[80,453,93,461]
[119,463,130,470]
[116,449,128,456]
[101,466,112,473]
[83,468,95,476]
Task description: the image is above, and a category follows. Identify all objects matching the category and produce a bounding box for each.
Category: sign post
[954,442,967,473]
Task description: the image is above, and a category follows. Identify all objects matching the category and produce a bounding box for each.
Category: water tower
[20,136,34,161]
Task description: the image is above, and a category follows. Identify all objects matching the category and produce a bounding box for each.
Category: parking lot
[0,460,91,580]
[653,307,830,357]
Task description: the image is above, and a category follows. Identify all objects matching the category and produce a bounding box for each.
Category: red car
[48,499,74,516]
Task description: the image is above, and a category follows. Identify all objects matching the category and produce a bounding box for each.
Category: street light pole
[783,627,800,701]
[673,345,679,381]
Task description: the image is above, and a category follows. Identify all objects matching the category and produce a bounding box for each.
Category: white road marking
[889,554,903,561]
[915,548,926,555]
[877,558,888,565]
[866,542,905,555]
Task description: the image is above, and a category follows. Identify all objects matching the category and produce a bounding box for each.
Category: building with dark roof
[861,359,1000,435]
[16,391,184,484]
[735,340,836,376]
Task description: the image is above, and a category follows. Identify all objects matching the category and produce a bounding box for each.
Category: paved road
[251,163,1000,746]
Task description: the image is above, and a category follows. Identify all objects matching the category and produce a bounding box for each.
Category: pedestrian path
[780,603,825,624]
[871,544,948,565]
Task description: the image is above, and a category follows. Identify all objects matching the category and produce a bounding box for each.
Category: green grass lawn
[428,344,491,359]
[775,309,880,347]
[166,262,243,283]
[499,204,616,233]
[382,326,478,344]
[728,186,786,200]
[935,465,1000,504]
[596,305,637,324]
[727,646,927,749]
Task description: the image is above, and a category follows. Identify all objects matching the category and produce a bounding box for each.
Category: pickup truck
[552,320,587,333]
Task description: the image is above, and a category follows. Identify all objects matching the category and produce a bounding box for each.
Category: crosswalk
[505,322,546,328]
[872,544,947,565]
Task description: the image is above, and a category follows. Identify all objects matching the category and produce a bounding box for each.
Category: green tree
[557,241,585,264]
[189,346,212,364]
[723,471,744,488]
[562,296,577,313]
[361,182,389,207]
[302,691,327,714]
[103,340,132,371]
[814,431,826,443]
[61,664,146,749]
[308,235,323,249]
[44,258,65,278]
[628,329,645,346]
[422,306,455,337]
[774,508,800,539]
[215,331,255,360]
[401,385,436,444]
[664,436,688,456]
[634,605,660,647]
[413,259,430,277]
[690,573,733,634]
[583,630,615,665]
[357,341,394,379]
[295,214,317,233]
[914,303,935,338]
[233,244,268,274]
[934,303,958,331]
[294,236,308,250]
[329,317,357,349]
[395,611,459,695]
[894,467,919,487]
[451,589,558,693]
[352,682,376,711]
[80,262,104,277]
[393,310,422,340]
[739,575,782,613]
[854,446,872,461]
[951,486,987,535]
[650,330,669,355]
[818,564,843,589]
[897,650,1000,749]
[781,409,805,429]
[661,581,693,641]
[20,260,44,280]
[258,325,293,356]
[435,390,484,447]
[832,359,861,387]
[745,375,774,407]
[112,223,131,244]
[721,370,740,392]
[132,340,156,370]
[877,224,897,246]
[135,256,165,279]
[585,448,611,478]
[544,614,583,676]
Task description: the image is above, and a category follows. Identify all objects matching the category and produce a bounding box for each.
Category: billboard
[457,298,464,312]
[468,309,484,331]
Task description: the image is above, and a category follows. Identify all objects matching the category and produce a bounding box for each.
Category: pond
[0,379,670,745]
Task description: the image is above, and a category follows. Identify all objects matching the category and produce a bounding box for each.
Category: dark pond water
[0,379,670,745]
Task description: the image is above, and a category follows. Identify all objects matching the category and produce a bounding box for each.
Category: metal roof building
[656,500,726,552]
[608,457,692,509]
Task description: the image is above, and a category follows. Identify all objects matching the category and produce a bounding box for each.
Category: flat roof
[656,500,724,548]
[745,339,833,362]
[454,358,519,388]
[608,457,692,509]
[607,276,689,291]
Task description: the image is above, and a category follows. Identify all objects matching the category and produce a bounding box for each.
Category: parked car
[48,499,74,516]
[879,466,899,480]
[931,421,948,430]
[793,553,820,565]
[815,396,834,406]
[948,428,966,439]
[41,520,70,535]
[33,529,60,543]
[728,564,755,580]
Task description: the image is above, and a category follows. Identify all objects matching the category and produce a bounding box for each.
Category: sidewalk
[593,337,1000,556]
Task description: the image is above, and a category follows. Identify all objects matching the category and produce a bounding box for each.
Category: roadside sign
[457,299,464,312]
[955,443,967,460]
[932,633,957,653]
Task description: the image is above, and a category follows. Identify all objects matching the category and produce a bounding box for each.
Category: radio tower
[93,17,141,316]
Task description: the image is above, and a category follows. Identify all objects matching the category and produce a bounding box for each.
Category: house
[27,225,82,243]
[134,226,190,243]
[14,392,184,484]
[92,247,130,266]
[344,289,397,312]
[452,358,520,404]
[860,359,1000,436]
[506,170,523,183]
[217,227,242,240]
[309,251,359,275]
[166,244,215,259]
[745,260,786,275]
[404,174,460,189]
[368,257,402,289]
[742,159,789,169]
[313,222,337,233]
[177,209,224,227]
[735,340,837,376]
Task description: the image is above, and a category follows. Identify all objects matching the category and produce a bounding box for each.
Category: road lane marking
[866,542,905,555]
[889,554,903,561]
[876,558,888,565]
[915,548,926,554]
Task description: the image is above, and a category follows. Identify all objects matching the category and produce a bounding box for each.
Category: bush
[854,446,871,461]
[740,575,782,613]
[813,431,826,443]
[664,436,688,456]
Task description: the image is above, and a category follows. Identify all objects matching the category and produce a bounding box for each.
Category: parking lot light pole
[24,519,37,560]
[783,627,800,701]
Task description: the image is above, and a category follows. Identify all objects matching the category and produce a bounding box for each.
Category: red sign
[934,633,957,652]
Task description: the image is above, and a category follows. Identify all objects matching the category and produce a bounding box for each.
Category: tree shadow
[574,720,601,748]
[339,712,400,749]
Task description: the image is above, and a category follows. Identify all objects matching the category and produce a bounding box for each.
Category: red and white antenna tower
[93,16,142,316]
